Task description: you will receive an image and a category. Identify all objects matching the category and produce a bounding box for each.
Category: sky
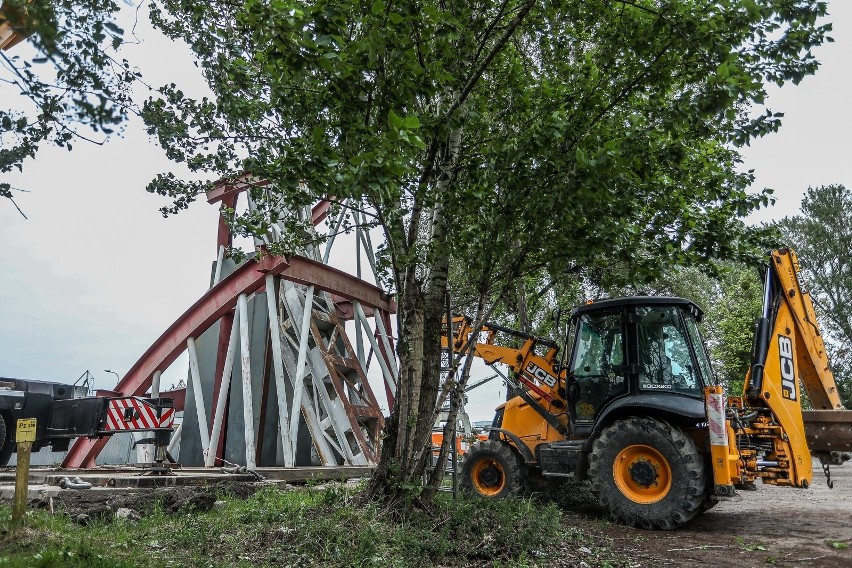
[1,3,851,422]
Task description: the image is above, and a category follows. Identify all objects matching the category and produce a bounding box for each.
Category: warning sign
[15,418,36,443]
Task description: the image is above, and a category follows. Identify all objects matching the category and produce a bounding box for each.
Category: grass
[0,484,617,567]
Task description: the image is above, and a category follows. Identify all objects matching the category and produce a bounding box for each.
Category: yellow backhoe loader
[448,248,852,529]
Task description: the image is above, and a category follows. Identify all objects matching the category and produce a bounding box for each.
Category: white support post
[353,301,396,393]
[237,294,257,469]
[136,369,164,464]
[354,224,365,366]
[323,200,348,264]
[288,284,314,463]
[213,245,225,284]
[205,310,240,467]
[187,336,211,458]
[167,421,183,455]
[265,274,294,467]
[151,370,162,398]
[373,310,399,379]
[357,210,380,283]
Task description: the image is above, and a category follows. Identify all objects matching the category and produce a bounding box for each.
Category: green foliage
[0,485,570,567]
[0,0,138,201]
[140,0,831,498]
[143,0,827,284]
[779,184,852,407]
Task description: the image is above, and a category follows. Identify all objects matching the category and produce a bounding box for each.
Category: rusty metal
[802,410,852,453]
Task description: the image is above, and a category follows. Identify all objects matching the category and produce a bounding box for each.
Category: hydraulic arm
[441,315,568,458]
[708,248,851,492]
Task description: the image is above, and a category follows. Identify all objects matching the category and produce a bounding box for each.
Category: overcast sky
[1,3,850,421]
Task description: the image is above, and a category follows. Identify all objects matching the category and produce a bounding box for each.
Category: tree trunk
[364,131,461,508]
[364,278,447,507]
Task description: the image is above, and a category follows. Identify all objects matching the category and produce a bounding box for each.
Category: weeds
[0,484,603,567]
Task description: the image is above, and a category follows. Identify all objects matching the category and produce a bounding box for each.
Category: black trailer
[0,376,174,466]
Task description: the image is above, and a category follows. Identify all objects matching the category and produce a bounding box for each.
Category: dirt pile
[30,481,265,525]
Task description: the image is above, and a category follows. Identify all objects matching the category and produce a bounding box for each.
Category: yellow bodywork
[447,248,848,496]
[496,395,565,459]
[441,316,568,462]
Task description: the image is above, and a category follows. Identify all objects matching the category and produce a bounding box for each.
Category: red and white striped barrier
[103,397,175,432]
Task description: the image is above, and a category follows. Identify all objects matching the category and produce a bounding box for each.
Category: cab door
[566,310,628,425]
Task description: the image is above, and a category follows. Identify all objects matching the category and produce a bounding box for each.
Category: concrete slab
[0,484,62,501]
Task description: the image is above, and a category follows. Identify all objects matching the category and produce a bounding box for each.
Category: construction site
[3,1,852,567]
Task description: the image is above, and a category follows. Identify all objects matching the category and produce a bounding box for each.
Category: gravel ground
[555,458,852,567]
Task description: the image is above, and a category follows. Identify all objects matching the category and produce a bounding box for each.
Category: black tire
[460,440,527,498]
[587,417,705,530]
[698,463,719,512]
[0,413,13,466]
[699,493,719,513]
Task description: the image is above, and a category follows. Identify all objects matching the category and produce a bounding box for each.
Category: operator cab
[562,297,713,431]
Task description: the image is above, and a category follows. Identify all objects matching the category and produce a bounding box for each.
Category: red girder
[63,253,395,468]
[205,178,331,228]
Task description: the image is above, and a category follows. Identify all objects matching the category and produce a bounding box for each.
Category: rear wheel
[0,413,13,466]
[588,417,705,530]
[460,440,527,498]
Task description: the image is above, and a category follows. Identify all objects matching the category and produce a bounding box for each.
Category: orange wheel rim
[471,458,505,496]
[613,444,672,504]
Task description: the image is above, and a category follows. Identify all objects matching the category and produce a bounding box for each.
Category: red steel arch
[63,253,395,468]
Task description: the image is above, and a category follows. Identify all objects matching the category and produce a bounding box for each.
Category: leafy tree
[142,0,829,506]
[0,0,137,207]
[780,184,852,407]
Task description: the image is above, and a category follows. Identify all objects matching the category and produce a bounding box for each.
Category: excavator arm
[759,249,843,410]
[441,315,569,455]
[712,248,852,492]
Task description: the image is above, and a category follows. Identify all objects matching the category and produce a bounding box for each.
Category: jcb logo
[525,362,557,388]
[778,335,796,401]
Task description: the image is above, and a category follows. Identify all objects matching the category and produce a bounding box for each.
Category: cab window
[635,306,701,395]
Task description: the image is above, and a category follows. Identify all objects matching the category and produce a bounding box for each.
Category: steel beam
[265,275,294,466]
[237,294,257,469]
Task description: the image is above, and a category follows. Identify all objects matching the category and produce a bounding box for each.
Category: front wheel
[460,440,527,498]
[587,417,705,530]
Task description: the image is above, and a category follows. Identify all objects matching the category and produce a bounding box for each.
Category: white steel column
[288,284,314,463]
[237,293,257,469]
[356,210,380,282]
[373,311,399,379]
[205,310,240,467]
[355,224,365,367]
[322,200,348,264]
[187,336,211,458]
[353,300,396,393]
[213,245,225,284]
[151,370,162,398]
[265,274,294,467]
[134,369,163,464]
[167,421,183,455]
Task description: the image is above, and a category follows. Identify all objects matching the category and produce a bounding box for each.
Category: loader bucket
[803,410,852,453]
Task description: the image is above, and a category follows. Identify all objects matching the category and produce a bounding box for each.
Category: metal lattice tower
[63,181,398,468]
